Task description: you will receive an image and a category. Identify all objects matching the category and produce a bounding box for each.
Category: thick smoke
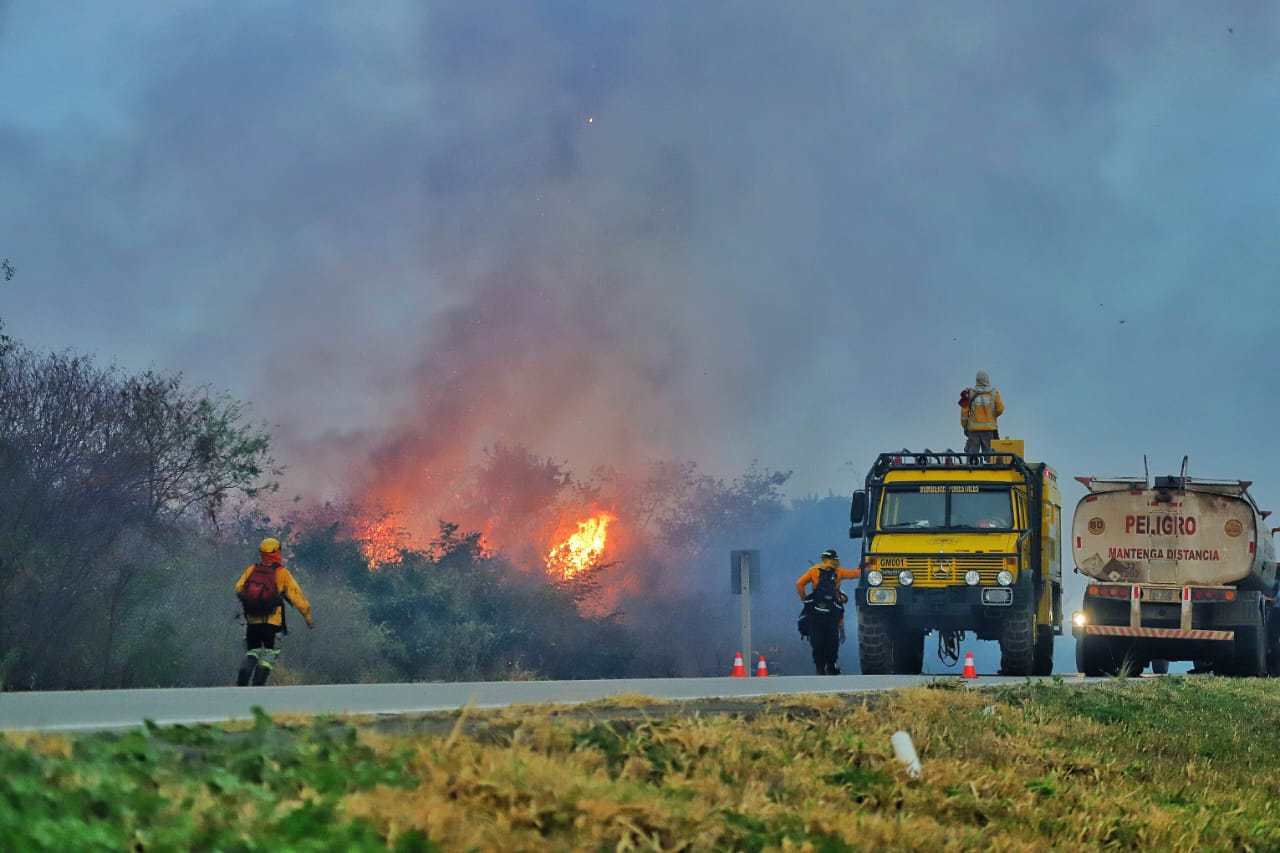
[7,4,1280,668]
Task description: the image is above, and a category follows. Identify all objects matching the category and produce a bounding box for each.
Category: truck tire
[1076,636,1137,677]
[1267,613,1280,677]
[999,600,1036,676]
[857,609,894,675]
[1076,635,1103,676]
[1150,659,1170,675]
[1032,624,1054,676]
[1231,626,1266,678]
[893,628,925,675]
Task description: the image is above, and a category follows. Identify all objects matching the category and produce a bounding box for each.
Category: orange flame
[546,512,614,580]
[352,516,407,569]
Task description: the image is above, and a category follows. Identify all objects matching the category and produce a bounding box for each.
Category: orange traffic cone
[756,655,769,677]
[962,652,978,679]
[731,652,747,677]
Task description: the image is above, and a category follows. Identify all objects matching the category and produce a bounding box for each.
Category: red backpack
[239,563,282,616]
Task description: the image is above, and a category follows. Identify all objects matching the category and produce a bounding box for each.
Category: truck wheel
[892,628,925,675]
[999,600,1036,676]
[1077,636,1104,676]
[1150,659,1170,675]
[1032,624,1054,676]
[1267,615,1280,677]
[1232,626,1266,678]
[1077,636,1135,676]
[857,609,894,675]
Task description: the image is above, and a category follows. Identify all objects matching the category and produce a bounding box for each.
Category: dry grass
[335,676,1280,851]
[580,692,681,710]
[0,730,74,758]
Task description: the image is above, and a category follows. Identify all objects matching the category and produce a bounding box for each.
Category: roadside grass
[4,677,1280,850]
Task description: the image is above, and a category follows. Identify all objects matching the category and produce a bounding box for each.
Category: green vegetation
[5,678,1280,850]
[0,328,805,689]
[0,343,282,691]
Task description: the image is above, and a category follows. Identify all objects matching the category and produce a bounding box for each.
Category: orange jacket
[961,386,1004,432]
[235,564,313,627]
[795,558,861,601]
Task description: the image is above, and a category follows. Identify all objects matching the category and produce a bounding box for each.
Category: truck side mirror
[850,490,867,524]
[849,523,864,539]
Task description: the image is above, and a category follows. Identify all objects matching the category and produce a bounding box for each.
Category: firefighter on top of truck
[960,370,1004,456]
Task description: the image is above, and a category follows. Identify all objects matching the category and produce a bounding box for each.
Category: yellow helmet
[259,537,282,554]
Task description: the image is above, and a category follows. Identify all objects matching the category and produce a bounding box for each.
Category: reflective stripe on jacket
[961,387,1004,431]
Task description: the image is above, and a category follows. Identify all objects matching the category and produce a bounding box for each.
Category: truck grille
[876,556,1007,588]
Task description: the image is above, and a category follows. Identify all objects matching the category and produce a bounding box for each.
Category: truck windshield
[880,489,946,529]
[950,487,1014,530]
[879,486,1013,531]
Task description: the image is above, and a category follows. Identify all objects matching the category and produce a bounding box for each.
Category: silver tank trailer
[1072,475,1277,593]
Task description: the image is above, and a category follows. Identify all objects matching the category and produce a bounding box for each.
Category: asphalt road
[0,673,1086,733]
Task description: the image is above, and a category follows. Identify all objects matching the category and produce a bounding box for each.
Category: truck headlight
[997,570,1014,586]
[867,570,884,587]
[899,570,915,586]
[964,569,980,586]
[868,588,897,605]
[1072,611,1086,628]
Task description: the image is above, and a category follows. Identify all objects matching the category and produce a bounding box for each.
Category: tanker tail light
[1191,588,1236,602]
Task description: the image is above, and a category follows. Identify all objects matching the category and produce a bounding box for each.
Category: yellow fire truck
[848,440,1063,675]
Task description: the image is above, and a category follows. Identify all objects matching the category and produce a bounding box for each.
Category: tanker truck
[1070,461,1279,676]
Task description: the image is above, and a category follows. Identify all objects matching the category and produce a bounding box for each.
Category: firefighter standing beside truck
[234,537,315,686]
[796,549,861,674]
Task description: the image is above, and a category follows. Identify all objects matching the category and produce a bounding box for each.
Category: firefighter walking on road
[796,549,861,675]
[234,537,314,686]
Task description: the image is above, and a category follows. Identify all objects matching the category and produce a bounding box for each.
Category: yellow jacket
[795,558,861,601]
[961,386,1004,432]
[235,564,313,627]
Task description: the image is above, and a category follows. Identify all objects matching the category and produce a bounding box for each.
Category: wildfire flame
[352,516,407,569]
[546,512,614,580]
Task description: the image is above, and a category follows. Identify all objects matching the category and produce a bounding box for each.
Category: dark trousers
[964,430,996,455]
[809,611,840,674]
[237,623,281,686]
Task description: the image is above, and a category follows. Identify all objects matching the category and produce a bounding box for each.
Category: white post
[891,731,922,777]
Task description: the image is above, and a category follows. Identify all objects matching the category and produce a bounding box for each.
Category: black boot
[815,662,826,675]
[236,655,257,686]
[251,664,271,686]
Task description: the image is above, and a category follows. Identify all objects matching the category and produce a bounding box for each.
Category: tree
[0,257,12,355]
[115,370,281,522]
[0,345,279,689]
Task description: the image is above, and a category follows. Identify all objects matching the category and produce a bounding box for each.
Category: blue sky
[4,1,1280,543]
